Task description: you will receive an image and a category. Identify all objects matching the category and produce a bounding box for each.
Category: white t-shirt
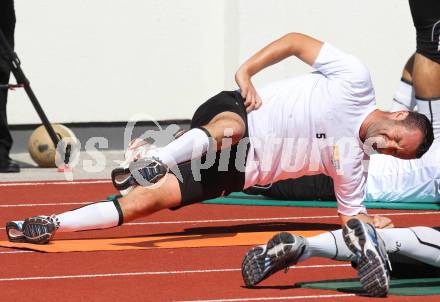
[244,43,377,216]
[366,141,440,202]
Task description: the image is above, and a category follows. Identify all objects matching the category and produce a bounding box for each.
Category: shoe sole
[22,217,56,245]
[111,160,164,190]
[343,219,390,297]
[242,232,305,287]
[6,222,25,243]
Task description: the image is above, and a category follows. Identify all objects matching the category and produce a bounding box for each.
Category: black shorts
[170,91,249,209]
[409,0,440,64]
[254,175,336,201]
[389,253,440,278]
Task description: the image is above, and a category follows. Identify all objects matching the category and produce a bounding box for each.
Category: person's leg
[408,0,440,98]
[8,91,250,243]
[241,229,357,287]
[408,0,440,139]
[55,173,182,232]
[142,91,246,168]
[390,54,416,112]
[413,53,440,140]
[0,0,16,165]
[301,227,440,284]
[413,56,440,139]
[380,227,440,267]
[299,230,354,261]
[401,54,415,83]
[241,226,440,287]
[16,147,246,240]
[6,172,184,243]
[112,91,247,190]
[298,227,440,268]
[413,54,440,98]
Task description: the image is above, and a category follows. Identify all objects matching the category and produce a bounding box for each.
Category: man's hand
[340,213,394,229]
[235,68,262,113]
[234,33,323,113]
[372,215,394,229]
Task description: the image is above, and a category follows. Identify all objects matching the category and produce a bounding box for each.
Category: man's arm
[340,213,394,228]
[334,171,394,228]
[235,33,323,112]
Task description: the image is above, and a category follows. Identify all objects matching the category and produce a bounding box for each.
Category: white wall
[236,0,415,106]
[8,0,415,124]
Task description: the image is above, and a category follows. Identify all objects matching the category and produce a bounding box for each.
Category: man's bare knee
[119,175,182,221]
[203,112,246,146]
[119,187,160,220]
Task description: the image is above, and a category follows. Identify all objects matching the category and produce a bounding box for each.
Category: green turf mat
[107,192,440,210]
[204,192,440,210]
[298,277,440,296]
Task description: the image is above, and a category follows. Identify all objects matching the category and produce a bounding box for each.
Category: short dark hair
[401,111,434,158]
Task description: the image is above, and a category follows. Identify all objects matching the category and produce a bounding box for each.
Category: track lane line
[0,264,350,281]
[177,294,356,302]
[0,180,111,187]
[1,211,439,231]
[0,250,34,254]
[0,202,89,208]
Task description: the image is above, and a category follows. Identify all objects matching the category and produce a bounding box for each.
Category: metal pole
[0,29,70,165]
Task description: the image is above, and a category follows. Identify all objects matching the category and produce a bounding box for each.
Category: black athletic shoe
[6,221,26,242]
[343,219,391,297]
[0,159,20,173]
[242,232,307,287]
[111,157,168,191]
[21,216,58,244]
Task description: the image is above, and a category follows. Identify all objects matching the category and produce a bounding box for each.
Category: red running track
[0,180,439,302]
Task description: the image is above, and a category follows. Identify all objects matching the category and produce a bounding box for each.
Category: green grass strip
[299,277,440,296]
[202,192,440,210]
[107,192,440,210]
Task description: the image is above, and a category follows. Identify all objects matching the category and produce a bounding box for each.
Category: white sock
[389,80,415,112]
[378,227,440,267]
[296,227,440,268]
[299,230,356,262]
[416,98,440,140]
[146,128,211,168]
[56,201,121,232]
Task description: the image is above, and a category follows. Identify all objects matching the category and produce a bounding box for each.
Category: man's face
[365,111,423,159]
[372,125,423,159]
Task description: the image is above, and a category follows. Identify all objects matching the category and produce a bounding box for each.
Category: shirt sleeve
[332,154,369,216]
[312,43,372,89]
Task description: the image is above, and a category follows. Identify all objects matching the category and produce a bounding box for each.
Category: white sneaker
[343,218,391,297]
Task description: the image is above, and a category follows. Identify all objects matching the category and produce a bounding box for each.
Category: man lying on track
[242,218,440,297]
[245,54,440,204]
[5,32,433,297]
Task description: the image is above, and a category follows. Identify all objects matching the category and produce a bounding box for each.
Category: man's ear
[390,110,409,121]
